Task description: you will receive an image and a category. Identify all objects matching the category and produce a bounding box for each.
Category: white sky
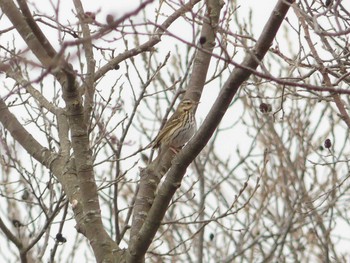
[1,0,350,261]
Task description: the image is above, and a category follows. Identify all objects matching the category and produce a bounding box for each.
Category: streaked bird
[152,99,198,152]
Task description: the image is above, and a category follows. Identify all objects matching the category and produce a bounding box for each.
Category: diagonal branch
[0,216,23,250]
[127,0,295,261]
[0,0,56,69]
[16,0,57,58]
[0,0,74,88]
[0,98,57,168]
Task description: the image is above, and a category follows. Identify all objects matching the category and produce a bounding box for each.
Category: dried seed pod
[324,138,331,149]
[56,233,67,243]
[209,233,214,241]
[199,36,206,45]
[259,103,272,113]
[12,219,23,228]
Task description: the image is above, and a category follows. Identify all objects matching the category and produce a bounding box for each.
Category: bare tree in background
[1,0,350,262]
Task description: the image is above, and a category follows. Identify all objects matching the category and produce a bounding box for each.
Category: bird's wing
[152,116,181,148]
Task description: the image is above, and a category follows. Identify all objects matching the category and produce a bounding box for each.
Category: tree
[1,0,350,262]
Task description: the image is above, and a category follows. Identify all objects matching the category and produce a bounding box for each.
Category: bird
[117,99,198,161]
[152,99,198,153]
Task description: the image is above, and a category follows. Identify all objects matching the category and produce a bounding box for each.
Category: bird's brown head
[178,99,198,113]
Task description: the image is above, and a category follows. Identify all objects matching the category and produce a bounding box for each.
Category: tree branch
[0,0,74,89]
[127,0,224,261]
[73,0,96,123]
[94,0,202,81]
[0,216,23,250]
[0,98,57,168]
[127,0,295,261]
[16,0,57,58]
[0,0,55,68]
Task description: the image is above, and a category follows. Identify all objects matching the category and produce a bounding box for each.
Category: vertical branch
[127,0,224,261]
[194,159,206,263]
[0,0,120,261]
[185,0,225,104]
[127,0,203,247]
[73,0,96,123]
[61,73,118,261]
